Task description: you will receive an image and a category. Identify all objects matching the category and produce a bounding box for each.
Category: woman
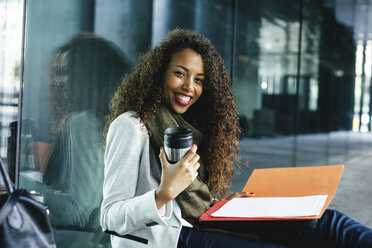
[100,29,372,248]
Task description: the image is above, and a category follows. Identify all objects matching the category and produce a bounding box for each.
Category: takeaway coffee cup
[164,127,193,163]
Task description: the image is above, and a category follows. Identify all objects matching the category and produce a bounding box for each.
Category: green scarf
[146,105,270,243]
[146,105,213,226]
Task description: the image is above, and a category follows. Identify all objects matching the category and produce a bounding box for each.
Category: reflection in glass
[20,33,131,247]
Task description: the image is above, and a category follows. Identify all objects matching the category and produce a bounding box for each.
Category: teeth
[176,94,191,103]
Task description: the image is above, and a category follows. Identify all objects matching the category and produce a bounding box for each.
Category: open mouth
[174,92,192,106]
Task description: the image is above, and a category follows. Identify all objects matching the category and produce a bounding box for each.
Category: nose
[182,76,193,91]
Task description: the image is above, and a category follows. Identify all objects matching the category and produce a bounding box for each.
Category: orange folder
[199,165,344,222]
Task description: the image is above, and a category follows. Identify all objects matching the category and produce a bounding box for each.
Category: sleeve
[100,113,172,235]
[19,175,86,227]
[19,112,104,228]
[66,112,104,227]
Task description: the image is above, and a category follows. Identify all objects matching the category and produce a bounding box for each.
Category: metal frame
[14,0,27,188]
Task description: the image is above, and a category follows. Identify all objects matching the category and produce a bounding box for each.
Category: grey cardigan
[100,112,183,248]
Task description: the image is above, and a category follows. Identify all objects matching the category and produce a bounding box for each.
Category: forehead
[168,48,204,71]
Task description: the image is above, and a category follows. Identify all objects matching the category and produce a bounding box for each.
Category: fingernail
[160,146,163,151]
[246,192,254,196]
[195,144,198,147]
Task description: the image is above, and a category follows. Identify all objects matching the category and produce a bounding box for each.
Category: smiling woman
[163,48,204,114]
[12,0,372,247]
[104,29,240,201]
[101,29,242,248]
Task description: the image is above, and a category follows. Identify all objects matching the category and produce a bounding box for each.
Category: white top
[100,112,184,248]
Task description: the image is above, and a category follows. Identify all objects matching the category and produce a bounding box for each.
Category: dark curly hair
[105,29,240,197]
[49,32,130,137]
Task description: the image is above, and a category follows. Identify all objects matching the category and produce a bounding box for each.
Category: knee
[321,209,356,229]
[319,209,343,228]
[323,209,347,220]
[324,209,341,215]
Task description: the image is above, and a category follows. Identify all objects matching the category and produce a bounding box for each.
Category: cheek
[196,85,203,99]
[163,84,172,103]
[163,76,175,93]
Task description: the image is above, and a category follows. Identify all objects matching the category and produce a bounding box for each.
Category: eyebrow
[175,65,205,76]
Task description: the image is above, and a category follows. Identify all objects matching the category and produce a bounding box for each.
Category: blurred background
[1,0,372,247]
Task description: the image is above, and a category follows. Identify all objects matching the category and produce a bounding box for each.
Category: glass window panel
[296,0,328,166]
[19,1,129,247]
[19,0,234,247]
[232,0,301,192]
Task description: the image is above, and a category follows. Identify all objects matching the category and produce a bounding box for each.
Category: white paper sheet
[211,195,328,218]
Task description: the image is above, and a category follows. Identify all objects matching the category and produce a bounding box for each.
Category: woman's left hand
[225,192,254,200]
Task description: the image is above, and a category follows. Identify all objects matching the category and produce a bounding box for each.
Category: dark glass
[20,1,131,247]
[231,0,302,191]
[296,0,328,166]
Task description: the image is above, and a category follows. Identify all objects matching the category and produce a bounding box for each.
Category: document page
[211,195,327,218]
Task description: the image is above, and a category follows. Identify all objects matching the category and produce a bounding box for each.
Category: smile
[174,92,192,106]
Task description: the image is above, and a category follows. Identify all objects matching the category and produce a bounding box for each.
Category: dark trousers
[179,210,372,248]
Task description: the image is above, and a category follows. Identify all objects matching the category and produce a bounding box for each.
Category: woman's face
[163,48,204,114]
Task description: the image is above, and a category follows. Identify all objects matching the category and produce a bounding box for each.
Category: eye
[195,78,204,84]
[174,71,186,78]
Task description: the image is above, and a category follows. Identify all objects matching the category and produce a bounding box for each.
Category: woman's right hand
[155,144,200,209]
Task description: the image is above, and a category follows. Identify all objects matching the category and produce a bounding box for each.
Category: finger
[185,161,199,175]
[180,144,198,162]
[232,192,254,198]
[191,171,198,181]
[190,162,200,172]
[188,153,200,166]
[240,192,255,197]
[227,192,239,200]
[159,147,169,168]
[226,192,254,200]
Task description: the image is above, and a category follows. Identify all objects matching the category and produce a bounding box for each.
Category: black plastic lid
[164,127,193,149]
